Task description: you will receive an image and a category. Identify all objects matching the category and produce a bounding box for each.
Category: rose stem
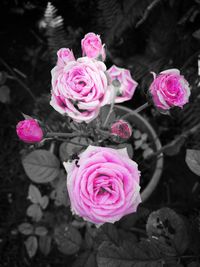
[103,86,117,128]
[120,102,150,121]
[134,102,149,113]
[46,132,89,138]
[65,140,88,147]
[47,137,88,147]
[49,142,55,154]
[98,128,110,136]
[130,227,146,235]
[147,122,200,159]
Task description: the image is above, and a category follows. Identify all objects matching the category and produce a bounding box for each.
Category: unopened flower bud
[111,120,132,142]
[16,119,44,143]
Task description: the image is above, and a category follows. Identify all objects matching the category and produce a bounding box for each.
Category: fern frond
[97,0,158,47]
[44,2,70,64]
[123,0,153,28]
[135,0,162,28]
[97,0,124,45]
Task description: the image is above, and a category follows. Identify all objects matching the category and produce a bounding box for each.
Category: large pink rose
[50,57,112,123]
[56,48,75,67]
[149,69,190,110]
[81,32,106,61]
[16,119,43,143]
[107,65,138,103]
[64,146,141,225]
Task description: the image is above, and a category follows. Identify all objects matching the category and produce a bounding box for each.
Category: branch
[147,122,200,159]
[135,0,162,28]
[0,57,36,100]
[181,50,200,71]
[134,102,150,113]
[103,87,117,128]
[120,102,150,121]
[46,132,89,138]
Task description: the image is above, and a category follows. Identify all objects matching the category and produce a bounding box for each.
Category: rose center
[98,187,108,194]
[78,80,86,86]
[93,175,113,195]
[166,78,180,95]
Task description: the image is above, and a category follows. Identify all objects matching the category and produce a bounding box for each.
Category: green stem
[46,132,88,138]
[98,129,110,137]
[130,227,147,235]
[46,137,88,147]
[121,102,150,121]
[147,122,200,159]
[103,85,118,128]
[65,140,88,147]
[134,102,149,113]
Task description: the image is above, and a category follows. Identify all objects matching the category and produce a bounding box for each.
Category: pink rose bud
[107,65,138,103]
[16,119,43,143]
[149,69,191,110]
[81,32,106,61]
[111,120,132,141]
[57,48,75,67]
[64,146,141,225]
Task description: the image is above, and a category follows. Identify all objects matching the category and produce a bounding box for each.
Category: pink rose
[149,69,190,110]
[57,48,75,67]
[107,65,138,103]
[64,146,141,225]
[111,120,132,140]
[16,119,43,143]
[50,57,112,123]
[81,33,106,61]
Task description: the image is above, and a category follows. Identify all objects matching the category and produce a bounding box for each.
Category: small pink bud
[16,119,43,143]
[81,32,106,61]
[111,120,132,141]
[57,48,75,67]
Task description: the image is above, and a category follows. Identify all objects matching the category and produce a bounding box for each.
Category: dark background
[0,0,200,266]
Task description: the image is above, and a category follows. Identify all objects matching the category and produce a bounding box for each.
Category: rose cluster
[50,32,138,123]
[15,32,191,226]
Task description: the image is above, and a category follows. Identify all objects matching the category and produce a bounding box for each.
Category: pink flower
[64,146,141,225]
[57,48,75,67]
[81,33,106,61]
[16,119,43,143]
[107,65,138,103]
[111,120,132,140]
[50,57,112,123]
[149,69,190,110]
